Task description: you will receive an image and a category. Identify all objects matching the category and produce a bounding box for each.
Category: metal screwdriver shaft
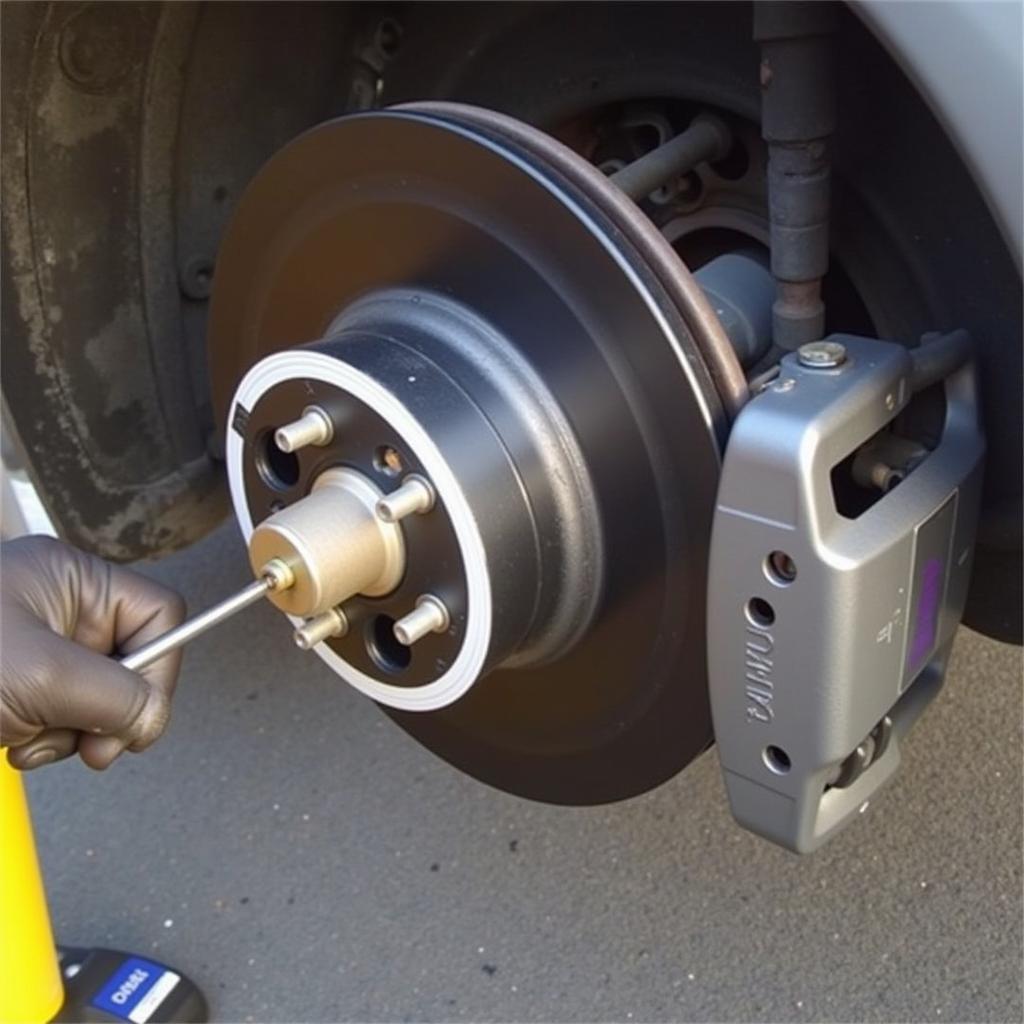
[119,560,294,672]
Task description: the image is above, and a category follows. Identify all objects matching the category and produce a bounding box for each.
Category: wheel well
[1,1,1018,639]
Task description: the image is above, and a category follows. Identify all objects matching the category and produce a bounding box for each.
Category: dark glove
[1,535,186,770]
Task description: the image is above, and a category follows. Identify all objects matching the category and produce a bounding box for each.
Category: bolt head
[797,341,847,369]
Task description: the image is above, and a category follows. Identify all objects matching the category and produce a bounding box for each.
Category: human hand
[1,535,186,770]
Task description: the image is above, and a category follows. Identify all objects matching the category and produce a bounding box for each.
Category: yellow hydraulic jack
[0,759,206,1023]
[0,758,61,1023]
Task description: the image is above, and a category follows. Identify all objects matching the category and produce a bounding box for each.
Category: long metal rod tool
[119,560,293,672]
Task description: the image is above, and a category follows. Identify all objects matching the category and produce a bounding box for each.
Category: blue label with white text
[91,956,177,1022]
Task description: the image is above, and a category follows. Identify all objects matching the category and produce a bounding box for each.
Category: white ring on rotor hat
[226,348,492,711]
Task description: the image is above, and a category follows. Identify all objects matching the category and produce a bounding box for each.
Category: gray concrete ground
[27,522,1023,1022]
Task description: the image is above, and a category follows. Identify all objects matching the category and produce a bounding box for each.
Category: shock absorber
[755,0,838,350]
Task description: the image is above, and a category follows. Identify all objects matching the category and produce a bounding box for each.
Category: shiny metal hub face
[212,104,730,803]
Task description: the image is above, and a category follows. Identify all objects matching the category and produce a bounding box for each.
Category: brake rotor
[208,105,741,804]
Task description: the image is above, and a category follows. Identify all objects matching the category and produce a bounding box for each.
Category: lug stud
[376,475,435,523]
[275,405,333,453]
[393,595,449,647]
[293,607,348,650]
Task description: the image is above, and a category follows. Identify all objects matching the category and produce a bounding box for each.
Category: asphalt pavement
[27,521,1023,1022]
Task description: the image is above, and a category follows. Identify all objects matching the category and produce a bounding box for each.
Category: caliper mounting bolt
[797,340,846,369]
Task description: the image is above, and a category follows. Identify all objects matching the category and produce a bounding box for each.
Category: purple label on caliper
[907,556,944,673]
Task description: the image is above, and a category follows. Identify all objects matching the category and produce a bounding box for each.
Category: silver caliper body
[708,335,984,852]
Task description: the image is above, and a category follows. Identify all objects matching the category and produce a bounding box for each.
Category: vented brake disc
[208,104,745,804]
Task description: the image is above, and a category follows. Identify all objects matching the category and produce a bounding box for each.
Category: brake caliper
[708,334,984,852]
